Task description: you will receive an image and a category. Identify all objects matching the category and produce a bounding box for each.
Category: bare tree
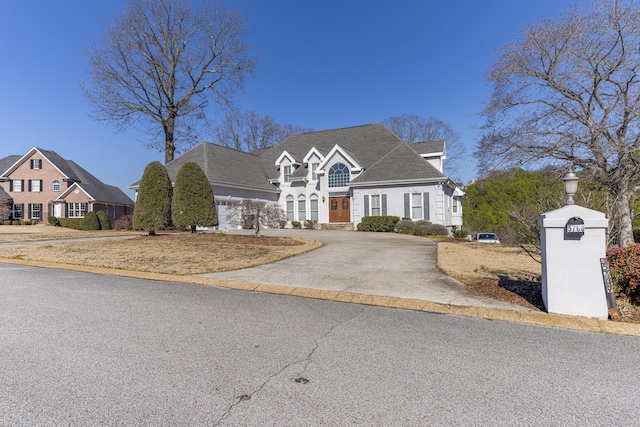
[226,199,285,237]
[384,114,466,180]
[84,0,257,163]
[214,110,314,151]
[0,200,11,221]
[478,0,640,246]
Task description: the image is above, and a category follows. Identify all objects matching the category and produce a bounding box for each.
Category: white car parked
[475,232,500,244]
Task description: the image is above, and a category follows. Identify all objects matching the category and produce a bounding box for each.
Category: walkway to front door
[329,197,350,222]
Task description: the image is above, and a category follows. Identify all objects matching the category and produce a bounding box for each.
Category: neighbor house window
[311,163,319,181]
[310,195,319,221]
[30,159,42,169]
[328,163,350,187]
[298,196,306,222]
[371,195,381,216]
[283,165,291,183]
[68,202,87,218]
[52,180,60,191]
[29,179,42,192]
[286,195,294,221]
[411,193,423,219]
[31,204,42,220]
[12,204,23,219]
[11,179,23,192]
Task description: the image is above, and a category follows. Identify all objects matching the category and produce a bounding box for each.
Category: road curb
[2,256,640,337]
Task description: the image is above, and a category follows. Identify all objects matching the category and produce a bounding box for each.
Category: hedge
[607,244,640,305]
[359,216,400,232]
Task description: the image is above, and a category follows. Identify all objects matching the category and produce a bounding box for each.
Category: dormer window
[311,163,319,181]
[283,165,291,183]
[30,159,42,169]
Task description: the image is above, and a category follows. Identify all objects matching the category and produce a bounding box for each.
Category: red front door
[329,197,350,222]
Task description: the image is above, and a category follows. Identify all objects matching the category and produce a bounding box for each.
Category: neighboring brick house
[0,147,134,223]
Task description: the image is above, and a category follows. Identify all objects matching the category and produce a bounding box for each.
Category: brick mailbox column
[538,204,608,318]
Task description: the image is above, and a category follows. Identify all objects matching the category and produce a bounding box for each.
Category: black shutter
[404,193,410,219]
[30,159,34,169]
[28,180,32,192]
[65,203,69,218]
[9,180,13,192]
[382,194,387,216]
[21,180,24,191]
[28,204,32,219]
[423,192,430,221]
[39,180,43,192]
[363,195,369,216]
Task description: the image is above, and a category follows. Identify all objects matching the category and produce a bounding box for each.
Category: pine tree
[172,162,218,233]
[132,161,172,235]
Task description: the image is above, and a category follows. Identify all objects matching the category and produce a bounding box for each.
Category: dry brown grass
[0,232,321,275]
[438,241,640,323]
[0,225,138,242]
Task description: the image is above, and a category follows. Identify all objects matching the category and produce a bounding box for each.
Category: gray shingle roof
[0,155,22,177]
[0,186,10,199]
[162,143,279,193]
[350,143,446,185]
[256,124,404,180]
[63,161,134,205]
[411,140,445,156]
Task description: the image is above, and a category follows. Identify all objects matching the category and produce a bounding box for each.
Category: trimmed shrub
[395,220,416,234]
[607,244,640,304]
[48,216,60,226]
[415,220,432,227]
[83,211,101,230]
[278,220,287,229]
[96,211,111,230]
[304,219,317,229]
[58,218,85,230]
[426,224,449,236]
[359,216,400,232]
[113,214,133,230]
[413,224,429,236]
[132,161,172,235]
[11,220,20,225]
[291,221,302,229]
[172,162,218,233]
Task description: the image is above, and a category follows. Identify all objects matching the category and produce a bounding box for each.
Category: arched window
[286,195,294,221]
[328,163,350,187]
[298,195,306,222]
[52,180,60,191]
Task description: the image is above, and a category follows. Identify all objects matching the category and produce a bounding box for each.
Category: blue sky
[0,0,583,196]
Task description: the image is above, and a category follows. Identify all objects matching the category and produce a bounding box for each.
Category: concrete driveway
[199,230,529,312]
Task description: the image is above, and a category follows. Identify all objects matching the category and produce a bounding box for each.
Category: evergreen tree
[172,162,218,233]
[132,161,172,235]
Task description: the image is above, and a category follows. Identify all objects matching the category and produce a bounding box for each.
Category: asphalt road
[2,263,640,426]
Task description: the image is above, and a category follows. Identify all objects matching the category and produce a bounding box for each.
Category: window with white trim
[310,195,319,221]
[31,204,42,220]
[311,163,319,181]
[283,165,291,183]
[286,196,294,221]
[328,163,350,187]
[30,180,42,192]
[298,196,306,222]
[52,180,60,191]
[68,202,87,218]
[12,204,23,219]
[12,180,23,192]
[31,159,42,169]
[411,193,423,220]
[371,195,381,216]
[453,199,459,213]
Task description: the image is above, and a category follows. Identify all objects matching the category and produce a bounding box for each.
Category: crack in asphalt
[212,306,369,426]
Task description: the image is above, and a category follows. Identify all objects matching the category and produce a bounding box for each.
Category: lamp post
[562,168,579,205]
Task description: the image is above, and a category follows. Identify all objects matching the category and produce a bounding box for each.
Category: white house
[130,123,463,230]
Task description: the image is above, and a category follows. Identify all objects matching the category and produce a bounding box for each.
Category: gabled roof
[0,148,79,181]
[412,140,446,157]
[56,161,134,205]
[256,124,404,180]
[350,142,447,186]
[152,143,279,194]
